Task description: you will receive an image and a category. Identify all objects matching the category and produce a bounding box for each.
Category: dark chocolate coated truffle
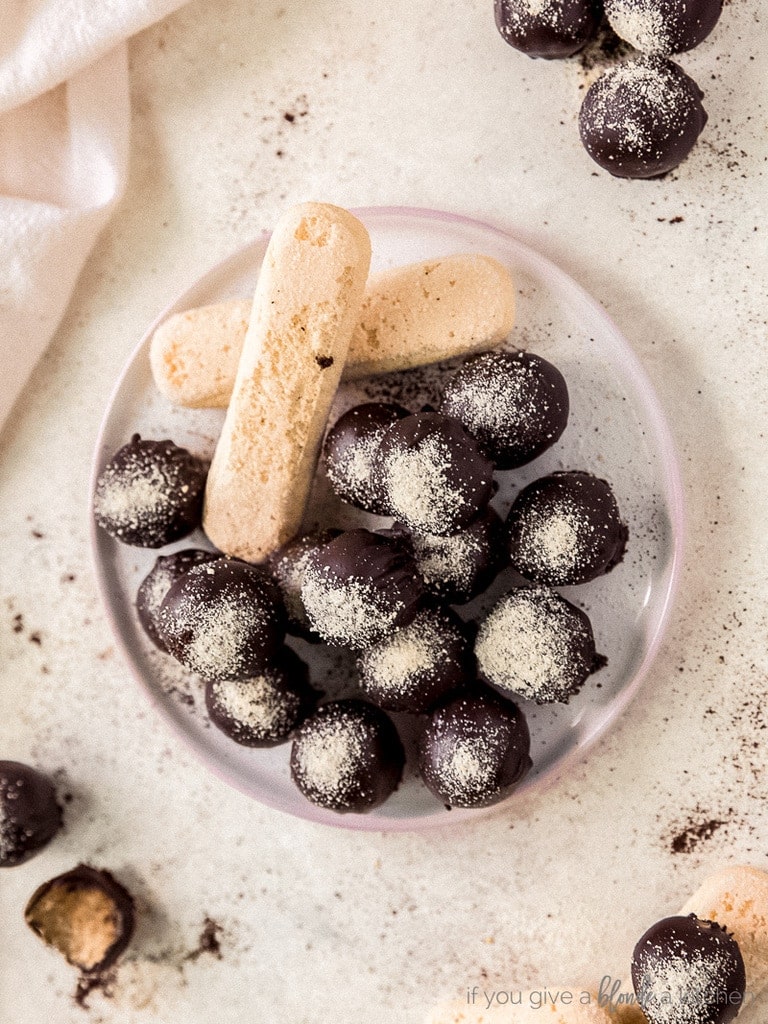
[93,434,208,547]
[417,686,532,809]
[507,470,627,586]
[440,350,569,469]
[25,864,135,974]
[405,507,508,605]
[205,647,318,747]
[357,605,472,714]
[0,761,62,867]
[475,585,597,703]
[267,530,340,642]
[631,915,746,1024]
[372,412,494,536]
[300,529,425,648]
[290,699,405,813]
[494,0,602,59]
[579,57,707,179]
[323,402,409,514]
[158,558,285,680]
[605,0,723,55]
[136,548,218,651]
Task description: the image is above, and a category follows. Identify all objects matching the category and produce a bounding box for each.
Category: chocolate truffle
[323,402,409,514]
[205,647,318,747]
[25,864,135,974]
[357,605,472,713]
[266,530,340,642]
[93,434,208,547]
[494,0,602,59]
[158,558,285,680]
[300,529,425,648]
[290,699,405,813]
[605,0,723,55]
[475,585,597,703]
[372,412,494,536]
[507,470,627,586]
[417,686,532,809]
[579,57,707,179]
[0,761,62,867]
[631,915,746,1024]
[136,548,218,651]
[440,350,569,469]
[405,507,508,605]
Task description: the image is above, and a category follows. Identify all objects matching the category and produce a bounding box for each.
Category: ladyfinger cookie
[202,203,371,561]
[679,865,768,996]
[150,254,515,408]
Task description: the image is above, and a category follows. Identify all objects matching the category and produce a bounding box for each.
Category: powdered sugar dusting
[475,587,593,702]
[301,566,403,648]
[383,434,472,534]
[413,529,484,596]
[292,709,373,807]
[606,1,672,54]
[209,673,300,742]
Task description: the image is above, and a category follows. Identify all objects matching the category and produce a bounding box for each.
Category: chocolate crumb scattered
[670,816,729,854]
[315,355,334,369]
[185,917,223,962]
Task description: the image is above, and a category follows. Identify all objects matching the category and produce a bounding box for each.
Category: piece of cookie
[203,203,371,561]
[150,254,516,408]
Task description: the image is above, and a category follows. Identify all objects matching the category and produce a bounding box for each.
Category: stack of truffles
[94,203,629,816]
[494,0,723,178]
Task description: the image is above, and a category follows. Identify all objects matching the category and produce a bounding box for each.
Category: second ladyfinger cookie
[203,203,371,562]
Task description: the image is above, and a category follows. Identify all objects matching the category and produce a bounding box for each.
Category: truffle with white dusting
[631,914,746,1024]
[475,585,597,703]
[0,762,62,867]
[507,470,627,586]
[267,530,340,642]
[604,0,723,56]
[300,529,425,648]
[417,686,531,808]
[323,401,409,514]
[372,412,494,537]
[136,548,218,651]
[290,699,405,813]
[440,350,569,469]
[158,558,285,680]
[494,0,602,58]
[93,434,207,547]
[357,605,472,713]
[205,648,318,746]
[579,57,707,179]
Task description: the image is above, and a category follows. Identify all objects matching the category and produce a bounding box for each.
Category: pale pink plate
[90,207,684,831]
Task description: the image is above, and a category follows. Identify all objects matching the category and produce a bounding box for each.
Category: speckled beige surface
[1,0,767,1020]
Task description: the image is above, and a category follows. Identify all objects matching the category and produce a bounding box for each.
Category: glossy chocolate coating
[475,585,597,703]
[507,470,627,586]
[0,761,62,867]
[205,647,318,747]
[631,915,746,1024]
[605,0,723,55]
[357,605,472,714]
[579,57,707,179]
[323,402,409,514]
[93,434,207,547]
[404,507,508,605]
[300,529,425,648]
[495,0,602,59]
[440,350,569,469]
[136,548,218,651]
[290,699,405,813]
[158,558,285,680]
[25,864,135,973]
[418,686,532,809]
[267,530,341,642]
[372,412,495,537]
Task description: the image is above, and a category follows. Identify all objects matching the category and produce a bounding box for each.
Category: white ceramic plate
[90,207,684,832]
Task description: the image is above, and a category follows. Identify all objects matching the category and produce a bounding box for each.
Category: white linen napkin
[0,0,189,431]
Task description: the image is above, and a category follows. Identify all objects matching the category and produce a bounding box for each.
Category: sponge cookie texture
[203,203,371,562]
